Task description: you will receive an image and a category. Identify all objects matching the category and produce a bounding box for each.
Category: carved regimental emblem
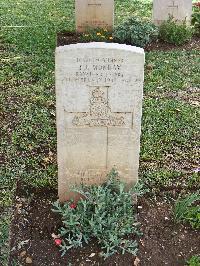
[73,87,125,127]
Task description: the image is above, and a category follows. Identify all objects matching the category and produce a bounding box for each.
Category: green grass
[0,212,10,265]
[142,98,199,162]
[145,51,200,93]
[187,255,200,266]
[174,192,200,229]
[115,0,152,24]
[0,0,200,264]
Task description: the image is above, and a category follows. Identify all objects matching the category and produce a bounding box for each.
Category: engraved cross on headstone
[71,86,132,128]
[167,0,179,17]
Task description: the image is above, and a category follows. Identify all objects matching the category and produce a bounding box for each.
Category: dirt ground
[56,31,200,51]
[8,183,200,266]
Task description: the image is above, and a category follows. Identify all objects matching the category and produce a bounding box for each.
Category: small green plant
[174,191,200,229]
[113,16,159,47]
[159,17,193,45]
[52,170,141,258]
[188,172,200,189]
[187,255,200,266]
[80,28,113,42]
[192,3,200,36]
[0,213,10,265]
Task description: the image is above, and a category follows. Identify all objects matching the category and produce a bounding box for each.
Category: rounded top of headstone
[56,42,144,55]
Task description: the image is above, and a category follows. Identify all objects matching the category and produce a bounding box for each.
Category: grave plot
[8,183,200,265]
[1,0,200,265]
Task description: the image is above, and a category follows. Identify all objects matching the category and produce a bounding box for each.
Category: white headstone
[153,0,192,25]
[75,0,114,32]
[56,43,145,202]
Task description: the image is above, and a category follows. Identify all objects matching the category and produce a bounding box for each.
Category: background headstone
[75,0,114,32]
[153,0,192,25]
[56,43,145,202]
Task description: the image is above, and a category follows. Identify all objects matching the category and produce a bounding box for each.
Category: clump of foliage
[188,172,200,189]
[80,28,113,42]
[159,16,193,45]
[174,191,200,229]
[187,255,200,266]
[192,3,200,36]
[52,170,141,258]
[113,16,159,47]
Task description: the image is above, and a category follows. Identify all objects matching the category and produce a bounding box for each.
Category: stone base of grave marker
[153,0,192,26]
[56,43,145,202]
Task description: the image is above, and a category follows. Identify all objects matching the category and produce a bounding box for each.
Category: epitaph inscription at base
[153,0,192,25]
[56,43,145,202]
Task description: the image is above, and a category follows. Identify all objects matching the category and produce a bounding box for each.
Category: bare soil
[57,31,200,51]
[9,183,200,266]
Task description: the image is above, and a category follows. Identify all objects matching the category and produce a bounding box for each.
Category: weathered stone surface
[153,0,192,25]
[75,0,114,32]
[56,43,145,202]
